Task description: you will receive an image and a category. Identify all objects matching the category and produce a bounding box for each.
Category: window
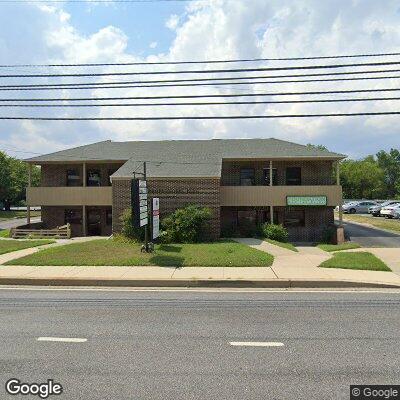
[286,167,301,186]
[64,209,82,224]
[106,209,112,225]
[66,169,80,187]
[87,170,101,187]
[240,168,255,186]
[263,168,278,186]
[284,210,305,227]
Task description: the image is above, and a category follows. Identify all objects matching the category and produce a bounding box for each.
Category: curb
[0,277,399,289]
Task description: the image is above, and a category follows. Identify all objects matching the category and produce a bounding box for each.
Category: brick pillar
[112,179,132,234]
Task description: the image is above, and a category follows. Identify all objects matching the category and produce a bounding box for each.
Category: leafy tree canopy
[0,151,40,210]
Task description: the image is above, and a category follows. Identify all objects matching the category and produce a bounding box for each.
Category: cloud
[165,14,180,30]
[1,0,400,159]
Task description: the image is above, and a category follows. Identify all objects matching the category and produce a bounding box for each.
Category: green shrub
[161,205,212,243]
[321,225,337,244]
[261,223,288,242]
[120,209,144,242]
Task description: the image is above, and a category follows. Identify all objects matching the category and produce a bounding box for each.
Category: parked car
[342,200,378,214]
[368,201,400,217]
[380,204,400,219]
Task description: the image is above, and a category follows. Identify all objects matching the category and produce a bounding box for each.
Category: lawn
[336,212,400,234]
[265,239,298,252]
[0,229,10,238]
[0,210,41,221]
[5,239,274,267]
[0,239,55,255]
[317,242,361,252]
[319,251,391,271]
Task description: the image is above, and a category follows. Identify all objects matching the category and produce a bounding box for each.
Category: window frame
[66,169,80,187]
[283,209,305,227]
[286,167,302,186]
[240,168,255,186]
[87,169,101,187]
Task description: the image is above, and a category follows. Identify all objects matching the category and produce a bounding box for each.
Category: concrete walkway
[0,238,400,288]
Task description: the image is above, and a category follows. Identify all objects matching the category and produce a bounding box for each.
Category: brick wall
[112,178,221,240]
[221,160,334,186]
[41,163,123,187]
[41,206,83,236]
[111,179,132,233]
[221,206,334,242]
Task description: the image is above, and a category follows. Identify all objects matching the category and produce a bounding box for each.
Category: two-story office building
[25,138,345,242]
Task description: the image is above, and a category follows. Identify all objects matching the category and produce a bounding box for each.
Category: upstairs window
[87,170,101,187]
[263,168,278,186]
[240,168,255,186]
[286,167,301,186]
[66,169,80,187]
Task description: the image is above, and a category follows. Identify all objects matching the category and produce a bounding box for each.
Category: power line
[0,0,195,3]
[2,60,400,78]
[2,96,400,107]
[1,87,400,101]
[0,111,399,120]
[2,51,400,68]
[2,69,400,91]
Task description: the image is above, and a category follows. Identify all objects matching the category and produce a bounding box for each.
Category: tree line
[0,151,40,210]
[340,149,400,200]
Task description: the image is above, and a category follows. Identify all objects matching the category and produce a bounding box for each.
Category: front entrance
[87,209,101,236]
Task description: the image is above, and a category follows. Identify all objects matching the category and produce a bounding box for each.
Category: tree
[376,148,400,198]
[340,156,385,199]
[306,143,329,152]
[0,151,40,210]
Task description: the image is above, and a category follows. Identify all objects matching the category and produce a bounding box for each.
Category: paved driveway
[342,220,400,247]
[0,217,41,231]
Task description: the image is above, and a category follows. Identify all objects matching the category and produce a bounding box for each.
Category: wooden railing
[11,224,71,239]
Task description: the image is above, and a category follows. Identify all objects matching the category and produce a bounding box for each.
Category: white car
[380,204,400,219]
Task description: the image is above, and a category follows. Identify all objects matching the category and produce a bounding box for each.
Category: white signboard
[132,179,148,227]
[152,198,160,239]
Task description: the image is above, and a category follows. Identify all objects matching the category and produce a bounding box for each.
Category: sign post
[131,162,151,252]
[152,198,160,240]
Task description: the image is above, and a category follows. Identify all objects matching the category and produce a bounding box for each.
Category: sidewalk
[1,239,400,288]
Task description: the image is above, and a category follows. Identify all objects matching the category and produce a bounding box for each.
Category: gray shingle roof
[26,138,346,178]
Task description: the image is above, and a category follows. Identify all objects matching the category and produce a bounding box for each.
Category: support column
[269,160,274,224]
[336,161,343,226]
[82,162,87,236]
[27,163,32,226]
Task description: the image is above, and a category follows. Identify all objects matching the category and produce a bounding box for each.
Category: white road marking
[229,341,284,347]
[37,337,87,343]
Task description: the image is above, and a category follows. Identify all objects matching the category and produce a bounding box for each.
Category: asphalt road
[341,220,400,247]
[0,217,41,231]
[0,287,399,400]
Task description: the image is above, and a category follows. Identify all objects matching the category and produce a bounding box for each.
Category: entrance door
[87,209,101,236]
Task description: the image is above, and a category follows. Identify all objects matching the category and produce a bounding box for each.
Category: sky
[0,0,400,160]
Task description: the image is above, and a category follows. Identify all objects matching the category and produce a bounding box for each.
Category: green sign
[286,196,327,206]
